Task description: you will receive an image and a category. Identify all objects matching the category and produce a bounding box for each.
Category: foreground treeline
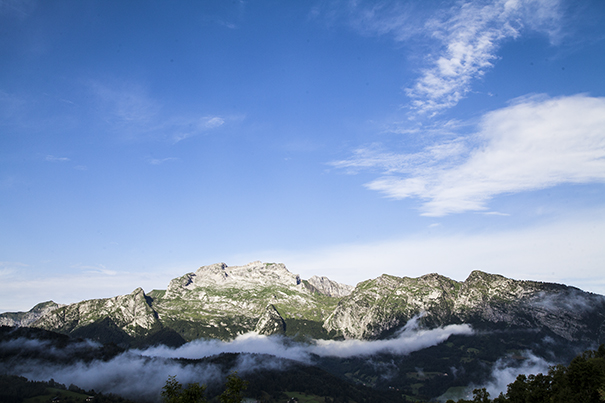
[0,374,135,403]
[1,322,603,403]
[182,352,405,402]
[162,372,247,403]
[450,344,605,403]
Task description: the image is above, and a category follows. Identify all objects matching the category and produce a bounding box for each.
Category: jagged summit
[194,261,301,287]
[165,261,304,298]
[0,300,64,327]
[254,304,286,335]
[324,269,605,341]
[307,275,354,298]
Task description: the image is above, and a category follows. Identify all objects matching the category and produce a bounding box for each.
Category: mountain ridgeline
[2,261,605,346]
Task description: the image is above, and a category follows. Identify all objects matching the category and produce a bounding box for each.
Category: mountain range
[2,261,605,402]
[2,261,604,346]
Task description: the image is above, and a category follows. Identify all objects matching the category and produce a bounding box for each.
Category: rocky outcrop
[306,276,354,298]
[254,305,286,335]
[0,301,63,327]
[166,261,302,298]
[32,287,160,337]
[148,262,344,340]
[323,271,605,342]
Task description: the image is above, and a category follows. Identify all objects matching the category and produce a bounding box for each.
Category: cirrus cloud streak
[407,0,561,115]
[331,0,562,115]
[336,94,605,216]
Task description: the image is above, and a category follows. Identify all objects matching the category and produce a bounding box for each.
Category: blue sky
[1,0,605,312]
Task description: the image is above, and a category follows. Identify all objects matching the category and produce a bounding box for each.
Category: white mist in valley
[0,321,564,403]
[1,321,474,402]
[139,316,473,361]
[454,351,555,401]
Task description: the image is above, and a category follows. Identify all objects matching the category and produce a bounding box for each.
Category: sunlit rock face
[306,275,354,298]
[155,261,334,340]
[0,301,64,327]
[2,262,604,345]
[31,287,160,337]
[323,271,605,341]
[165,261,302,298]
[254,304,286,336]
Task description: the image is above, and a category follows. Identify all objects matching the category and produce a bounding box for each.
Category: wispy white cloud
[330,0,562,116]
[0,261,28,268]
[140,332,312,363]
[481,211,510,216]
[148,157,179,165]
[407,0,562,115]
[0,261,27,279]
[203,116,225,129]
[72,263,118,276]
[0,267,179,312]
[200,0,246,30]
[89,81,230,142]
[474,351,553,398]
[0,0,36,19]
[172,116,226,143]
[140,317,472,361]
[215,19,238,30]
[331,139,468,175]
[90,81,160,133]
[45,155,70,162]
[312,317,473,357]
[336,94,605,216]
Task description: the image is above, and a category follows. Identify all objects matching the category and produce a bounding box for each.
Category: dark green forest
[1,324,604,403]
[0,375,135,403]
[449,345,605,403]
[3,345,604,403]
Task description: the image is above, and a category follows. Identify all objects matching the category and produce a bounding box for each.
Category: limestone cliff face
[323,271,605,342]
[323,273,459,339]
[165,261,302,298]
[306,276,354,298]
[0,301,64,327]
[0,261,344,342]
[254,305,286,336]
[32,288,160,337]
[154,261,338,338]
[2,263,604,345]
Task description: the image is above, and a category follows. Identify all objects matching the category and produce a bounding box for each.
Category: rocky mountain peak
[0,301,64,328]
[130,287,146,296]
[460,270,540,301]
[465,270,507,283]
[254,304,286,336]
[418,272,452,284]
[166,262,302,296]
[307,275,354,298]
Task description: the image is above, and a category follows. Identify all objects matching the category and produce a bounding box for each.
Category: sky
[1,0,605,312]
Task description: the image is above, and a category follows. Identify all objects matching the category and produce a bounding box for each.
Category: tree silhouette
[219,372,249,403]
[161,375,207,403]
[161,372,248,403]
